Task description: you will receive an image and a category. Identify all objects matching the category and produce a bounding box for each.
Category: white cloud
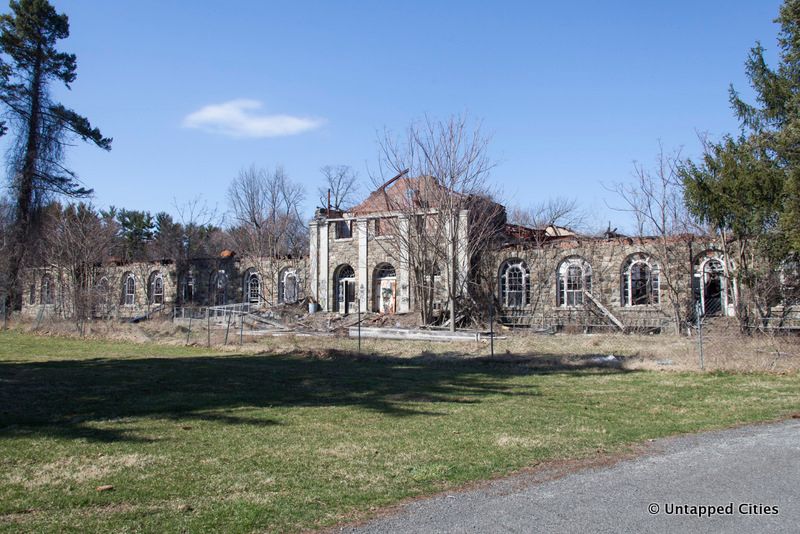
[182,99,324,138]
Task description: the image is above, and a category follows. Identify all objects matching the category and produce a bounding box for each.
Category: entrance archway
[372,263,396,314]
[334,264,356,314]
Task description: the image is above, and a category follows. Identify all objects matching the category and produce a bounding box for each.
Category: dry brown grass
[11,314,800,373]
[5,453,161,490]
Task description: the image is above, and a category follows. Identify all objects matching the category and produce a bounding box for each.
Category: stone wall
[21,255,307,319]
[491,236,716,331]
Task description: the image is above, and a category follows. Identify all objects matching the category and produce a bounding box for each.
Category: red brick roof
[350,174,453,215]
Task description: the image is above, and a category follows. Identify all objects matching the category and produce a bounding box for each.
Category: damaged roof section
[350,171,467,215]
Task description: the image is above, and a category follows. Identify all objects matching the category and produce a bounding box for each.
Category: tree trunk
[449,226,456,332]
[5,48,43,319]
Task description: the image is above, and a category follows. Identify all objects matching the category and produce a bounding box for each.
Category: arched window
[122,272,136,306]
[278,268,299,304]
[499,259,530,307]
[334,264,356,314]
[702,259,725,316]
[182,271,195,304]
[557,257,592,307]
[692,251,736,317]
[621,254,659,306]
[40,274,54,305]
[97,277,110,293]
[211,271,228,306]
[373,263,397,313]
[94,277,111,316]
[779,254,800,305]
[148,271,164,305]
[246,271,261,304]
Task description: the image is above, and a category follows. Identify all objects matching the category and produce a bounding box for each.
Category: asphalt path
[341,419,800,533]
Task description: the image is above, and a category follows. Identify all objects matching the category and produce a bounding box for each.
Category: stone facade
[21,254,308,319]
[21,177,799,332]
[490,236,726,332]
[309,215,418,314]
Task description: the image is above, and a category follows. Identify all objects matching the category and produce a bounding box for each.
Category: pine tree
[727,0,800,250]
[679,0,800,323]
[0,0,111,311]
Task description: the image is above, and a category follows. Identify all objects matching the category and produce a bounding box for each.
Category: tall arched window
[40,274,54,305]
[702,259,725,316]
[557,257,592,307]
[95,277,111,316]
[621,254,659,306]
[499,259,530,307]
[246,271,261,304]
[780,255,800,305]
[211,271,228,306]
[148,271,164,305]
[692,251,735,317]
[122,272,136,306]
[334,264,356,314]
[279,268,299,304]
[182,271,195,304]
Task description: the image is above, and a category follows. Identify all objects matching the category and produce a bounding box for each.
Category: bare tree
[170,196,222,304]
[373,114,504,330]
[227,165,306,305]
[509,197,586,233]
[608,143,697,333]
[318,165,360,211]
[42,202,117,334]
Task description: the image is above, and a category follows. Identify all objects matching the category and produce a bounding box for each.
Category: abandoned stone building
[21,252,307,320]
[306,174,749,332]
[21,173,800,331]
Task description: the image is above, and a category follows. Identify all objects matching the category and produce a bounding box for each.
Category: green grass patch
[0,331,798,532]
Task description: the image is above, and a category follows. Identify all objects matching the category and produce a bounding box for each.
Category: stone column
[357,219,368,312]
[398,215,411,313]
[309,220,319,307]
[319,221,329,311]
[457,209,470,296]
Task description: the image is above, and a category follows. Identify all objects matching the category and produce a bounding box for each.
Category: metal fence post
[696,301,704,370]
[490,299,494,357]
[224,310,232,345]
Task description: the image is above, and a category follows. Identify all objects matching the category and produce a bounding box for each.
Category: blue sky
[0,1,785,232]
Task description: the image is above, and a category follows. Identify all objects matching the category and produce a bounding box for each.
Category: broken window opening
[148,271,164,305]
[334,220,352,239]
[40,274,54,305]
[373,263,397,314]
[622,255,659,306]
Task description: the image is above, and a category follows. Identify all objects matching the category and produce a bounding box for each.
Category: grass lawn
[1,331,798,532]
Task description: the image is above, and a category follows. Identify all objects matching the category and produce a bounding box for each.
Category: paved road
[342,420,800,533]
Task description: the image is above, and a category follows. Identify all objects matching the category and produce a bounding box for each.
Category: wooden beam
[583,290,625,331]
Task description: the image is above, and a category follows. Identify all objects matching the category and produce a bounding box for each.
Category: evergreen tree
[726,0,800,250]
[680,0,800,323]
[0,0,111,310]
[117,209,154,261]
